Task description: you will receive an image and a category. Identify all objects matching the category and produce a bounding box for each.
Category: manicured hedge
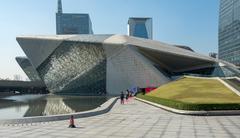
[137,94,240,111]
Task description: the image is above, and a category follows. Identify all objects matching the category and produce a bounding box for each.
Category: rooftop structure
[174,45,194,52]
[128,17,152,39]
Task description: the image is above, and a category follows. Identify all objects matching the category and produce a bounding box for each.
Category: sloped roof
[17,34,217,69]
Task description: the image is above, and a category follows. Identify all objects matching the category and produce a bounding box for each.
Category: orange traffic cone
[69,115,76,128]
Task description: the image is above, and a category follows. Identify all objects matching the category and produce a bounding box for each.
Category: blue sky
[0,0,219,79]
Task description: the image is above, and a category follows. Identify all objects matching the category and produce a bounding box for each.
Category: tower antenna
[58,0,62,13]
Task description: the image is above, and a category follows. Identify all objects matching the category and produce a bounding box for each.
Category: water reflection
[0,94,108,120]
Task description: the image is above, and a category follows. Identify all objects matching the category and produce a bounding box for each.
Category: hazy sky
[0,0,219,79]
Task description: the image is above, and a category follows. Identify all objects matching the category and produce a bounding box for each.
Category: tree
[13,74,22,81]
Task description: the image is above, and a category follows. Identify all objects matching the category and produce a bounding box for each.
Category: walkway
[0,98,240,138]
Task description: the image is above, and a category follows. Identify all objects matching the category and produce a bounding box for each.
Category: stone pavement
[0,98,240,138]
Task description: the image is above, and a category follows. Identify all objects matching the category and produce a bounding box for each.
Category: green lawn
[137,77,240,110]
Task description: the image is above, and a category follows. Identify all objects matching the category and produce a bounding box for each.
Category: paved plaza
[0,98,240,138]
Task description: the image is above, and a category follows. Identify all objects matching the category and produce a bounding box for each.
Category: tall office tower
[56,0,93,34]
[128,17,153,39]
[219,0,240,66]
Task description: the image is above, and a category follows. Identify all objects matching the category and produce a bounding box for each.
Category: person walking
[125,90,129,102]
[120,91,124,104]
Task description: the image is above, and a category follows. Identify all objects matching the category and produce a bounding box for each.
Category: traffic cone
[68,115,76,128]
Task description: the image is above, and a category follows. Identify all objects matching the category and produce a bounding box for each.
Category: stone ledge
[135,97,240,116]
[0,97,118,125]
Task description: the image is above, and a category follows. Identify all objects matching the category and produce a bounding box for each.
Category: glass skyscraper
[56,0,93,34]
[219,0,240,66]
[128,17,153,39]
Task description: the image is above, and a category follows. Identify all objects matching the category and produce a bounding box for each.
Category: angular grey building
[17,34,240,95]
[15,57,42,81]
[128,17,153,39]
[219,0,240,66]
[56,0,93,34]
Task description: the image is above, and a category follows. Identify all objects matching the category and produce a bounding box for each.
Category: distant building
[128,17,152,39]
[219,0,240,66]
[56,0,93,34]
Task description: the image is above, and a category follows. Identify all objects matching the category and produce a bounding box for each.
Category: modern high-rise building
[219,0,240,66]
[56,0,93,34]
[128,17,153,39]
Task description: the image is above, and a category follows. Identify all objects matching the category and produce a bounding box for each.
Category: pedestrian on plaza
[125,90,129,102]
[120,91,124,104]
[129,90,133,98]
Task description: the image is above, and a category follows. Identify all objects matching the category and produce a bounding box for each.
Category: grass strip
[137,94,240,111]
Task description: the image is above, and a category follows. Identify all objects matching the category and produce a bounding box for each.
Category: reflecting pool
[0,94,109,120]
